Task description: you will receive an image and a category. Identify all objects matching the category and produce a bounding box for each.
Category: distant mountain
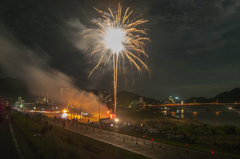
[184,97,209,103]
[211,88,240,103]
[0,78,31,100]
[116,90,157,104]
[184,88,240,103]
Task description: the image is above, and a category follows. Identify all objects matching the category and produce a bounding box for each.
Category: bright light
[83,3,150,118]
[115,119,118,122]
[63,109,67,113]
[61,113,68,119]
[104,28,126,53]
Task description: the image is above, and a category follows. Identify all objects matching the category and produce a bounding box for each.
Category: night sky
[0,0,240,101]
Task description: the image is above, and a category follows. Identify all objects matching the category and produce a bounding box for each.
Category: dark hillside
[184,88,240,103]
[0,78,31,100]
[116,90,157,104]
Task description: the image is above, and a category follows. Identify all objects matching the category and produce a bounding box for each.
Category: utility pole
[98,91,103,121]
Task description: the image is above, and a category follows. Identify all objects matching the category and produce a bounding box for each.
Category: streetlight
[115,118,118,137]
[98,91,103,121]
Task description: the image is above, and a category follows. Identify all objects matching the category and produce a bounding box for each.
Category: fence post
[177,145,179,155]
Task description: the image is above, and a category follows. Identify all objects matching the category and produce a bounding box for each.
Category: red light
[212,151,214,154]
[143,135,145,138]
[152,139,153,141]
[118,130,119,131]
[133,110,135,111]
[123,133,125,135]
[186,143,188,146]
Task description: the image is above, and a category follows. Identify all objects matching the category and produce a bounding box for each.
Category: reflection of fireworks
[82,3,150,116]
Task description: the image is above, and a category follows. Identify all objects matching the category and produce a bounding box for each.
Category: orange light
[107,111,110,114]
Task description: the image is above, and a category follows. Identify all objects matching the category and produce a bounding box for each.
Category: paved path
[0,115,36,159]
[50,121,234,159]
[0,118,20,159]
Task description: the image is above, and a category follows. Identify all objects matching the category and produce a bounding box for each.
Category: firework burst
[82,3,150,116]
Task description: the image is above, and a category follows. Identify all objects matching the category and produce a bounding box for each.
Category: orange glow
[216,111,220,115]
[109,113,116,119]
[193,111,197,116]
[107,111,110,114]
[63,109,67,113]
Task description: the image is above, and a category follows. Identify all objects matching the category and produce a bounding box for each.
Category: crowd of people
[0,105,12,124]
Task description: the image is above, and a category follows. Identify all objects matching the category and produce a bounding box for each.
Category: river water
[163,106,240,127]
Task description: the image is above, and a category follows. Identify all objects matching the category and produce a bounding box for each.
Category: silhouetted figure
[0,114,2,124]
[41,121,49,135]
[62,119,66,127]
[49,125,53,131]
[88,119,89,124]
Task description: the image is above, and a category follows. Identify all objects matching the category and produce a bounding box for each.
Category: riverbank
[12,111,148,159]
[115,108,240,158]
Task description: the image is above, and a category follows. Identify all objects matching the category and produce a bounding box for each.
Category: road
[0,116,35,159]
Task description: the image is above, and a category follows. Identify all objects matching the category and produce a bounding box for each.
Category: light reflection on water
[161,106,240,127]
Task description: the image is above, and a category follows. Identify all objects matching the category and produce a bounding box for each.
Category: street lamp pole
[98,91,103,121]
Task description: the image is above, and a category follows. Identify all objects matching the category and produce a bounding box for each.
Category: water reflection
[160,106,240,127]
[181,109,184,113]
[162,110,167,115]
[193,111,197,117]
[181,114,184,119]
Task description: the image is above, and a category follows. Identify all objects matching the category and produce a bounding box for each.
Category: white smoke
[0,25,109,116]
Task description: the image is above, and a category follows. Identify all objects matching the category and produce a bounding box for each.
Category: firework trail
[82,3,150,116]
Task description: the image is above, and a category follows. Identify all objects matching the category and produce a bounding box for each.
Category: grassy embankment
[110,109,240,158]
[12,111,148,159]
